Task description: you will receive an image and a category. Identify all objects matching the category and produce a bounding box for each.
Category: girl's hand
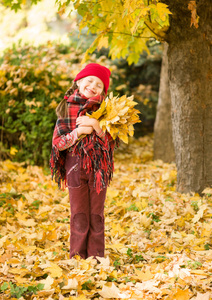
[76,116,94,127]
[76,116,101,133]
[77,126,93,137]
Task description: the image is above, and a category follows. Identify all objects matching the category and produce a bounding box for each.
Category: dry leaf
[167,288,193,300]
[135,280,160,293]
[99,283,129,298]
[88,93,140,143]
[62,278,78,290]
[44,262,63,278]
[191,292,211,300]
[134,268,154,281]
[39,275,54,290]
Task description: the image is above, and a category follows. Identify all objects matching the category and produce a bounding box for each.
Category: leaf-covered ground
[0,136,212,300]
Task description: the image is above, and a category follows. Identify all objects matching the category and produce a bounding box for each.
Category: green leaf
[1,282,8,291]
[127,248,133,257]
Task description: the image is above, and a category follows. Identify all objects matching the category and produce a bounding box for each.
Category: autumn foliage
[88,93,140,143]
[0,43,160,165]
[0,136,212,299]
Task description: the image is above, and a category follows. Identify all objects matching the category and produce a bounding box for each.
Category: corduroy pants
[65,152,107,259]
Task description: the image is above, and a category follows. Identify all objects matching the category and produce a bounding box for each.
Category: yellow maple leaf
[108,115,120,124]
[118,133,129,143]
[44,262,63,278]
[99,282,128,298]
[128,124,134,137]
[134,268,154,281]
[140,214,152,228]
[62,278,78,290]
[10,147,18,156]
[19,219,36,227]
[96,256,110,267]
[49,100,58,109]
[97,36,109,50]
[167,288,192,300]
[87,100,107,120]
[188,0,199,28]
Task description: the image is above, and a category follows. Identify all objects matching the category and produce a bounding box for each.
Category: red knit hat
[74,63,111,94]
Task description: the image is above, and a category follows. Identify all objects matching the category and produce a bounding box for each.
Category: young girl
[50,63,117,259]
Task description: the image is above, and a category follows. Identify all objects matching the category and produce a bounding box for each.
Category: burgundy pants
[65,152,107,259]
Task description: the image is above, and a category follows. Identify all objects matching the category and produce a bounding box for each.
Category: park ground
[0,136,212,299]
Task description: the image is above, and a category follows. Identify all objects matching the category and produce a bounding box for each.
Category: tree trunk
[154,43,175,163]
[166,0,212,194]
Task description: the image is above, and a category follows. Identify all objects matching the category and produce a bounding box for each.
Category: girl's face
[77,76,104,98]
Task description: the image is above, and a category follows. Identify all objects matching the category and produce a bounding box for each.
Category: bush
[0,43,94,166]
[0,42,161,166]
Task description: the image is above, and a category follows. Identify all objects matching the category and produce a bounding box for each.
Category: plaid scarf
[50,89,117,193]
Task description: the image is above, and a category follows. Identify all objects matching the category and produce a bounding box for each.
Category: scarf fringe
[72,133,115,194]
[50,146,67,189]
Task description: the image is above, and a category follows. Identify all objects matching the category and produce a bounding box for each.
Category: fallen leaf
[39,275,54,290]
[167,288,193,300]
[134,268,154,281]
[62,278,78,290]
[44,262,63,278]
[99,283,129,298]
[191,292,211,300]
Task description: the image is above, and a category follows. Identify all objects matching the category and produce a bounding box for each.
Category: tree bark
[154,43,175,163]
[165,0,212,194]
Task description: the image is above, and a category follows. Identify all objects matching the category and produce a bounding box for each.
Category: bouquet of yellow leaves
[87,92,141,143]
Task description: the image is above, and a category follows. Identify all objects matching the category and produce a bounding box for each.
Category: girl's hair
[56,82,78,118]
[56,80,107,119]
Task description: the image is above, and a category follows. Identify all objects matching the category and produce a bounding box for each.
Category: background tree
[153,42,175,163]
[165,0,212,194]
